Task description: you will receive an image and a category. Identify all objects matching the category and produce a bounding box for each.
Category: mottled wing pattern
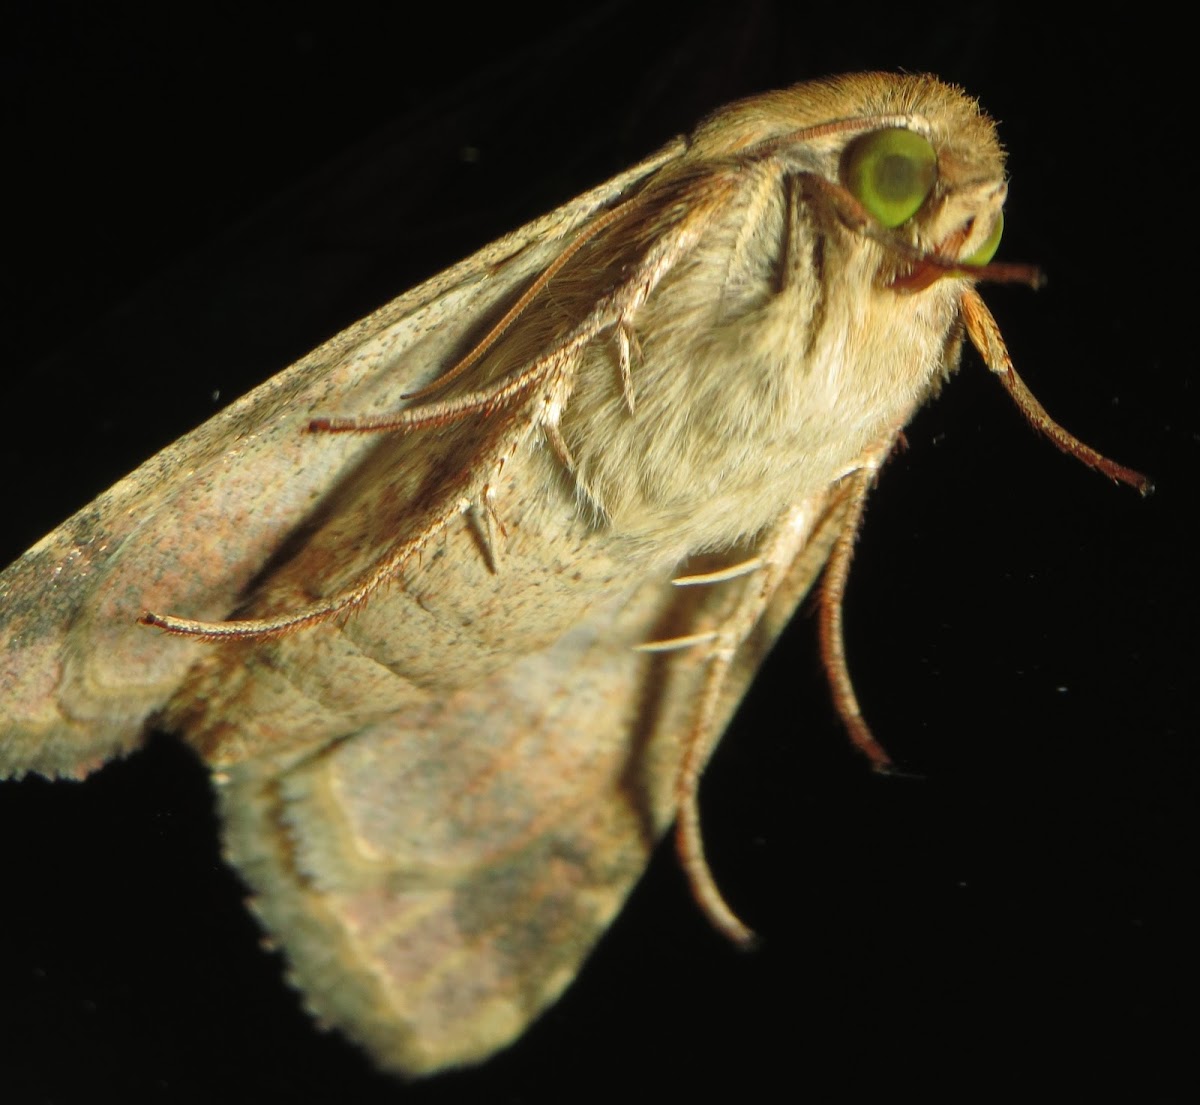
[210,492,855,1073]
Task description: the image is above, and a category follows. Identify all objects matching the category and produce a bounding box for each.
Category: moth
[0,73,1147,1075]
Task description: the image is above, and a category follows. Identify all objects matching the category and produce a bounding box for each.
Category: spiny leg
[665,497,831,946]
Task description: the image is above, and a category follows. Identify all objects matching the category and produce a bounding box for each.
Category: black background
[1,3,1192,1102]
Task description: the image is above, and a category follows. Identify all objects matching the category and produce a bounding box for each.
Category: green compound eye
[963,211,1004,267]
[842,127,938,228]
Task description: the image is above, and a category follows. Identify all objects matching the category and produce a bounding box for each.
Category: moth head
[699,73,1018,291]
[841,121,1008,288]
[832,75,1011,288]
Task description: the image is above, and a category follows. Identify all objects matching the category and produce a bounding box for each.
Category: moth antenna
[817,467,895,771]
[399,200,638,403]
[311,177,735,437]
[960,288,1153,495]
[310,330,592,436]
[140,598,359,639]
[141,498,472,640]
[306,312,596,439]
[308,357,557,434]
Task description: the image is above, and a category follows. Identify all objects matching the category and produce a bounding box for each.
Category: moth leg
[542,419,577,473]
[634,629,719,653]
[960,288,1151,495]
[467,488,504,574]
[816,466,893,770]
[671,557,764,586]
[671,496,830,946]
[615,320,641,414]
[482,484,506,540]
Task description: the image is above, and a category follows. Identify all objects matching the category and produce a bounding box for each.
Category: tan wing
[210,491,856,1074]
[0,143,683,781]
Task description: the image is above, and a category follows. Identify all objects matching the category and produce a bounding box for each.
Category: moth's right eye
[963,210,1004,266]
[841,127,938,228]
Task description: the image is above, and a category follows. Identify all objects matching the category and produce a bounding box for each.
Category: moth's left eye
[841,127,938,228]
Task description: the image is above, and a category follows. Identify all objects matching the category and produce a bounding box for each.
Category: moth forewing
[0,141,682,781]
[0,73,1146,1076]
